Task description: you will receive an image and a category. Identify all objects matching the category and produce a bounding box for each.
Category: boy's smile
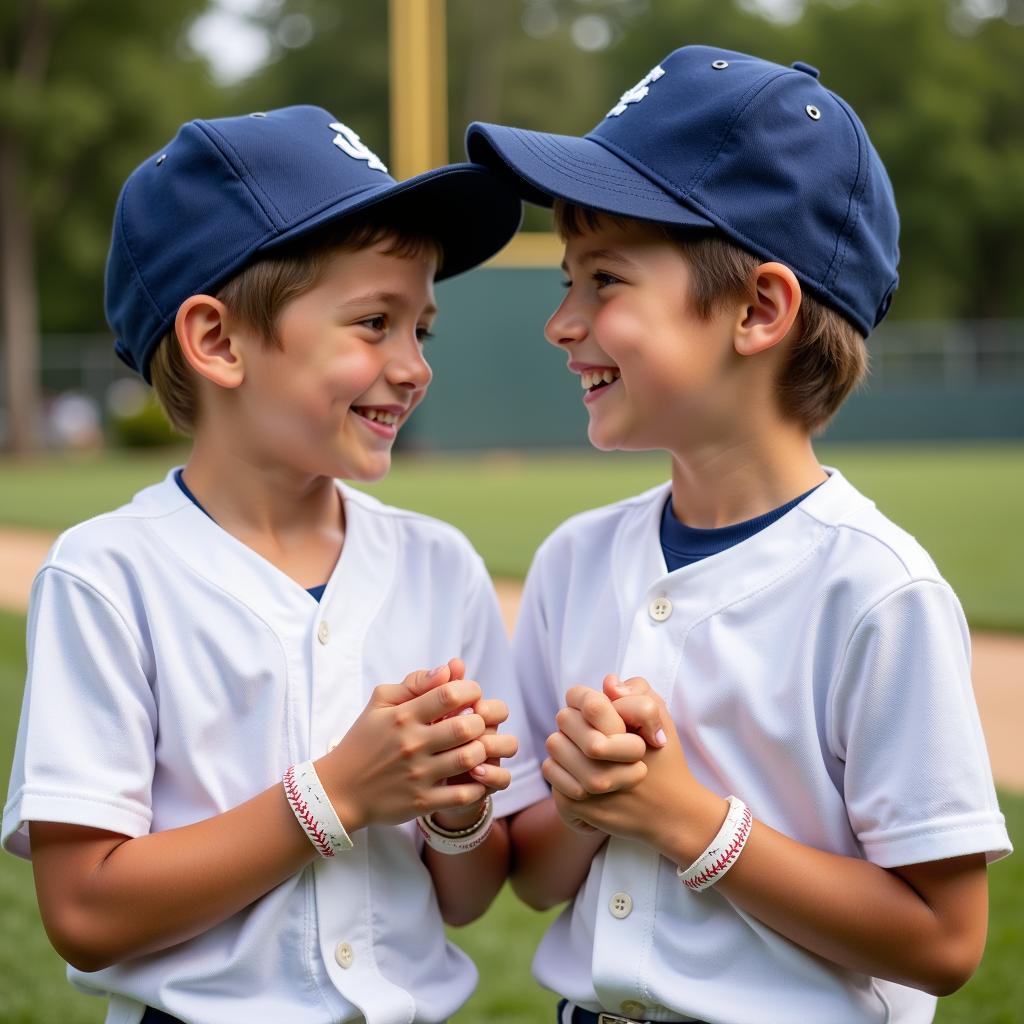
[548,216,737,454]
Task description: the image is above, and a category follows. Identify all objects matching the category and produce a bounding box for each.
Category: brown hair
[150,219,441,436]
[553,201,867,433]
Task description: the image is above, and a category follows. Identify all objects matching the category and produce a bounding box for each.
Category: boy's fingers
[478,732,518,761]
[376,664,453,707]
[447,657,466,681]
[474,698,509,728]
[423,712,486,753]
[429,740,488,783]
[611,694,668,748]
[546,731,647,795]
[542,757,588,801]
[469,763,512,791]
[556,707,646,763]
[410,678,483,723]
[565,686,626,735]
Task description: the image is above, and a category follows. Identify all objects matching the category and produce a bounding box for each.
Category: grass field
[0,604,1020,1020]
[1,441,1023,630]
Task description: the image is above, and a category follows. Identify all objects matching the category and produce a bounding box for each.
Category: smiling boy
[2,106,547,1024]
[468,46,1011,1024]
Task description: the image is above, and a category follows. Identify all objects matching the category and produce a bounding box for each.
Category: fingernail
[428,665,447,680]
[655,729,667,746]
[615,679,633,692]
[470,765,487,777]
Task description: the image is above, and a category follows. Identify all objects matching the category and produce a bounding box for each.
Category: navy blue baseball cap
[467,45,899,337]
[106,105,523,381]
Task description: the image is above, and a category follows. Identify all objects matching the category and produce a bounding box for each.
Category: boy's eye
[593,271,621,288]
[560,279,572,289]
[416,327,435,343]
[360,315,387,332]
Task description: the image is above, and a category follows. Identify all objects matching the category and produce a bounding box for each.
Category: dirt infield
[0,529,1019,790]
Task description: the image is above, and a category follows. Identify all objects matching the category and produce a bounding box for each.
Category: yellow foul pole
[389,0,449,181]
[387,0,560,266]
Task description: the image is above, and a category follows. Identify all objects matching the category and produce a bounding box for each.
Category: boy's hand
[542,675,665,805]
[315,661,490,833]
[431,658,518,831]
[544,676,715,848]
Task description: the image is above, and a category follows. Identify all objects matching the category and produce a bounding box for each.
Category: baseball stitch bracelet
[283,760,354,858]
[677,795,753,892]
[417,795,494,855]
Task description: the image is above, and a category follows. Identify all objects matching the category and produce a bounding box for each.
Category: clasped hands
[318,657,516,835]
[542,675,713,850]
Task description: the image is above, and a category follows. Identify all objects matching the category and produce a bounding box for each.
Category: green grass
[1,442,1023,629]
[0,608,1020,1021]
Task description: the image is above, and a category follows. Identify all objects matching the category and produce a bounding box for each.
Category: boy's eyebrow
[560,248,638,273]
[335,291,438,316]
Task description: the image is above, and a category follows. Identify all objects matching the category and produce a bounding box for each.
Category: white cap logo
[607,65,665,117]
[328,122,388,173]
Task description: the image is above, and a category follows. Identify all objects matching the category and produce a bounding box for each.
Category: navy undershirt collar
[174,469,328,602]
[660,482,823,572]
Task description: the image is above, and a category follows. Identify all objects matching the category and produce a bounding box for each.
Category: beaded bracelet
[677,795,752,892]
[417,796,494,855]
[283,760,354,858]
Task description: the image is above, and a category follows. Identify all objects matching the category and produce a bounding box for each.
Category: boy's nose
[388,335,433,391]
[544,302,588,348]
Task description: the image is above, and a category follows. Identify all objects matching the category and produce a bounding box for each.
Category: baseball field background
[0,445,1022,1022]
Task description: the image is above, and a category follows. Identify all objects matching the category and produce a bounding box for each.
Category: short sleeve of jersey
[460,555,547,818]
[829,579,1011,868]
[2,566,157,858]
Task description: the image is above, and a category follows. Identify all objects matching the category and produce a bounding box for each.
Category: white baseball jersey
[3,470,547,1024]
[514,469,1011,1024]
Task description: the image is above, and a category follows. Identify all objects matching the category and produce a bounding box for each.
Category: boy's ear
[734,262,802,357]
[174,294,246,388]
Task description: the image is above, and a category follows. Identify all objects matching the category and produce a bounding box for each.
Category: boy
[466,46,1012,1023]
[2,105,547,1023]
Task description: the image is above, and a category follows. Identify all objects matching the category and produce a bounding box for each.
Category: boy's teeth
[359,408,399,425]
[580,368,621,390]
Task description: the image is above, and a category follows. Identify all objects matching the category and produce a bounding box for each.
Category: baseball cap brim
[466,123,713,230]
[259,161,522,281]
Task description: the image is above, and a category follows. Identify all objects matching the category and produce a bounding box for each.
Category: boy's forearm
[507,797,606,910]
[31,781,317,972]
[423,818,510,926]
[655,815,989,996]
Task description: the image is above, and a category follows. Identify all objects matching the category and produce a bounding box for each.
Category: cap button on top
[649,597,673,622]
[317,621,330,645]
[792,60,820,79]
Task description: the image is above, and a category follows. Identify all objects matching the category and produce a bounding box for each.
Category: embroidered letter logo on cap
[607,65,665,117]
[329,121,388,173]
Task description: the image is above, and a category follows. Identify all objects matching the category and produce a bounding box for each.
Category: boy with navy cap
[467,46,1011,1023]
[3,106,547,1023]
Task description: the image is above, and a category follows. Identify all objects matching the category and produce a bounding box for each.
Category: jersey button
[317,621,330,645]
[608,891,633,918]
[620,999,646,1017]
[648,597,672,622]
[334,940,354,968]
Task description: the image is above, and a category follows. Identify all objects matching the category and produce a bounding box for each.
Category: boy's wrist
[430,798,487,832]
[651,789,731,867]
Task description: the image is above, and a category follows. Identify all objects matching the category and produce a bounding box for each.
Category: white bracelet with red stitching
[283,760,353,858]
[677,795,752,892]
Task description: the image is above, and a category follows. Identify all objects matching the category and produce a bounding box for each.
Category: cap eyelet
[155,154,167,166]
[711,60,729,70]
[249,111,267,118]
[805,104,821,121]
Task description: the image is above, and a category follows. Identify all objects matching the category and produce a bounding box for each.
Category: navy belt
[559,999,709,1024]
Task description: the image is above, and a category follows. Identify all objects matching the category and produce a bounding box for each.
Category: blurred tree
[0,0,223,452]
